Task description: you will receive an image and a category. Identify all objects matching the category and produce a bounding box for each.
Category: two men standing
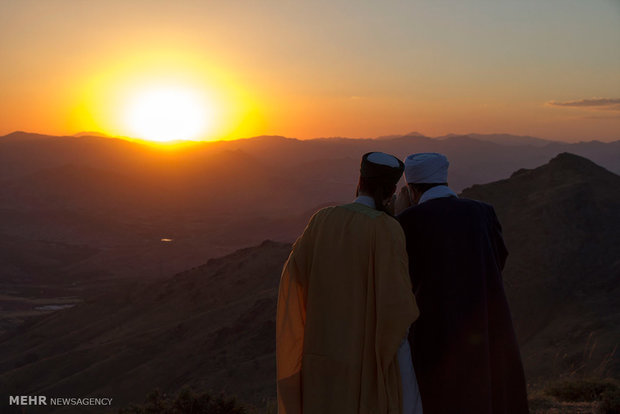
[276,152,528,414]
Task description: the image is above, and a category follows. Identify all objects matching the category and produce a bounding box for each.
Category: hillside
[462,153,620,382]
[0,241,291,413]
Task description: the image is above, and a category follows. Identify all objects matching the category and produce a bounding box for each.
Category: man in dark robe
[396,152,528,414]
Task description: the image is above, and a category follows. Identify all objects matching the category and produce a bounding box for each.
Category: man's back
[277,203,418,414]
[398,197,528,414]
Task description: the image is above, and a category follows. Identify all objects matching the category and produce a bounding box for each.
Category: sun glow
[70,49,263,143]
[124,86,212,142]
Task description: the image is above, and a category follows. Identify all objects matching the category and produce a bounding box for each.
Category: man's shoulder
[398,197,495,222]
[339,202,385,218]
[452,197,495,211]
[457,197,497,216]
[307,204,384,229]
[314,205,338,216]
[333,204,403,232]
[408,196,494,211]
[307,205,338,222]
[311,203,403,228]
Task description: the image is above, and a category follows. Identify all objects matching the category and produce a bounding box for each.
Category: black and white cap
[360,152,405,185]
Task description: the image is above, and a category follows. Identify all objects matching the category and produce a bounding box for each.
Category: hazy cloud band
[547,98,620,110]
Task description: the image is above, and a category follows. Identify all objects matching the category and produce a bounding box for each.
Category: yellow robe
[277,203,419,414]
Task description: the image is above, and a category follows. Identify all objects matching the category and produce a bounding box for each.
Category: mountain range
[0,151,617,412]
[1,130,618,351]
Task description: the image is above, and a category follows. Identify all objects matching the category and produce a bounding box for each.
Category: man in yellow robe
[277,152,420,414]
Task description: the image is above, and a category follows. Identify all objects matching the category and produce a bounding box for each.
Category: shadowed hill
[0,241,291,413]
[462,153,620,381]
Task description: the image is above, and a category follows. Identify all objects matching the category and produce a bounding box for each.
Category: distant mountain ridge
[190,133,620,191]
[5,130,599,146]
[435,133,555,147]
[72,131,110,138]
[3,131,618,190]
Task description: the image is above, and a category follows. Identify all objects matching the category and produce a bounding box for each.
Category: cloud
[582,114,620,120]
[547,98,620,111]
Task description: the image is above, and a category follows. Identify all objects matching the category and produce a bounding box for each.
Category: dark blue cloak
[397,197,528,414]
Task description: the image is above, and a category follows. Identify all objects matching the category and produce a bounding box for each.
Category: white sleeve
[398,335,423,414]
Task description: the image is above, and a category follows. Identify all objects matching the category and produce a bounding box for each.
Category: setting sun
[124,85,212,142]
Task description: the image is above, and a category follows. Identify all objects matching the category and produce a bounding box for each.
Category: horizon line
[3,129,619,145]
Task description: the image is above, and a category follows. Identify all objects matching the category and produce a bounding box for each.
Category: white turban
[404,153,449,184]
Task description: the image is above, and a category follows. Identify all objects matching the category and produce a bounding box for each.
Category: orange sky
[1,0,619,142]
